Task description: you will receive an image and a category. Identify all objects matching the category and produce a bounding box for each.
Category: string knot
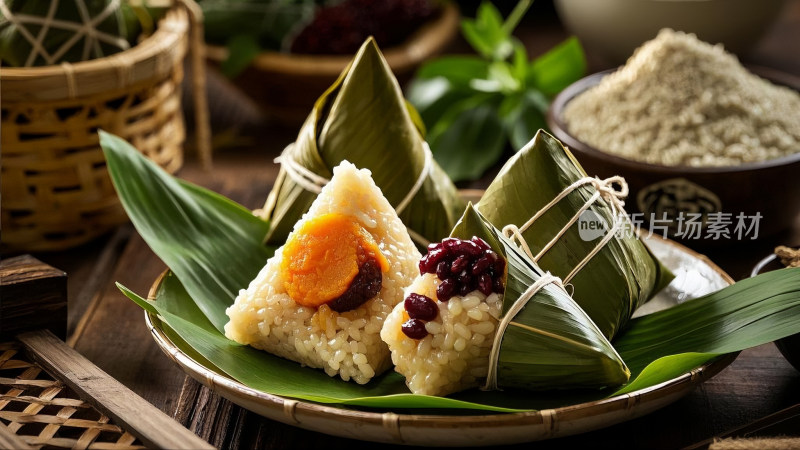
[591,176,628,208]
[498,175,631,283]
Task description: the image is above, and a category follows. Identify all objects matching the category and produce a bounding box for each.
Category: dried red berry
[493,256,506,276]
[441,237,460,251]
[460,240,482,256]
[471,236,491,251]
[423,236,505,298]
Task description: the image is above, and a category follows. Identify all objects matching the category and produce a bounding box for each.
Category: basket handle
[177,0,213,170]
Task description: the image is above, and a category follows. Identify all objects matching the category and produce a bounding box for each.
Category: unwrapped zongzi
[226,161,421,384]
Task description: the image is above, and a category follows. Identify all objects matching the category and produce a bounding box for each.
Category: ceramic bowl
[554,0,787,64]
[546,66,800,244]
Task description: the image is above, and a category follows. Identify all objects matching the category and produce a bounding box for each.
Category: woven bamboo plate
[143,234,736,446]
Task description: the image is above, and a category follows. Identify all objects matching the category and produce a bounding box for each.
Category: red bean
[478,273,493,296]
[451,254,470,274]
[405,293,438,321]
[437,279,456,301]
[436,260,451,280]
[401,318,428,339]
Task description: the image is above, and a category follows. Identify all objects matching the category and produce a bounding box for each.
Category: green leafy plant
[408,0,586,181]
[200,0,325,77]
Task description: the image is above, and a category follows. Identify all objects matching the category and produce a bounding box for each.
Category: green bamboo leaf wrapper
[451,204,630,390]
[477,130,674,339]
[260,37,465,247]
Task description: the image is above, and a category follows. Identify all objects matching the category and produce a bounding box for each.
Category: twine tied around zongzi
[275,142,434,243]
[502,176,629,284]
[484,272,565,391]
[274,145,330,194]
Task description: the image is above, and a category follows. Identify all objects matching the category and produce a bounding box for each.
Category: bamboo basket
[0,341,145,449]
[1,1,210,252]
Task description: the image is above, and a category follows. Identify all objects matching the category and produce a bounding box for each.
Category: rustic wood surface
[5,2,800,449]
[0,255,67,340]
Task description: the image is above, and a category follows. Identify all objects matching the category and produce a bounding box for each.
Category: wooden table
[13,2,800,448]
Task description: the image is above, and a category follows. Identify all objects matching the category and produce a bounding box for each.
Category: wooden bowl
[205,2,460,127]
[546,66,800,244]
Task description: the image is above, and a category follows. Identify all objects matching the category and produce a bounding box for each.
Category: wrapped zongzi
[381,205,630,396]
[0,0,163,67]
[259,38,464,248]
[477,130,674,339]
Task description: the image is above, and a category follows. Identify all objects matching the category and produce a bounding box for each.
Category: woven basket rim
[0,5,189,101]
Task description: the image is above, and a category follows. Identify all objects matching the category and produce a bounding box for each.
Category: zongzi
[0,0,163,67]
[225,161,421,384]
[381,205,630,396]
[259,37,464,248]
[477,130,674,339]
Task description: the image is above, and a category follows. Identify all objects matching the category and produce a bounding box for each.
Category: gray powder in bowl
[563,29,800,167]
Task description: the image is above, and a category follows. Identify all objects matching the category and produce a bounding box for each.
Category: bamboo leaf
[617,267,800,376]
[611,353,719,396]
[123,253,800,411]
[0,0,146,66]
[123,273,525,412]
[100,131,274,332]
